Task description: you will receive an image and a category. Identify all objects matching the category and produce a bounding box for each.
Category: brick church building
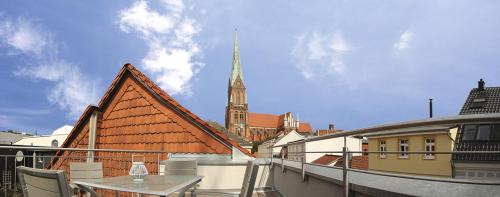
[225,32,312,142]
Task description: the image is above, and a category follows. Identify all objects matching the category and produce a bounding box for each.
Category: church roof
[298,122,313,134]
[230,31,244,85]
[247,112,281,128]
[247,112,313,135]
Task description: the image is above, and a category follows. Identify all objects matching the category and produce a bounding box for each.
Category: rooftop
[460,79,500,115]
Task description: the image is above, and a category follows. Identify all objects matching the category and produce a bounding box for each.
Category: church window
[234,113,238,124]
[236,93,240,105]
[240,113,244,123]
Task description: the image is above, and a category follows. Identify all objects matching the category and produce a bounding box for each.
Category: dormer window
[51,140,58,148]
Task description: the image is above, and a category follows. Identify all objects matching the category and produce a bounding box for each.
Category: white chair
[16,166,97,197]
[191,160,259,197]
[70,162,103,197]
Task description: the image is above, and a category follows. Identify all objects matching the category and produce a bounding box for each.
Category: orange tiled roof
[311,154,341,165]
[51,63,252,171]
[298,122,312,133]
[247,112,281,128]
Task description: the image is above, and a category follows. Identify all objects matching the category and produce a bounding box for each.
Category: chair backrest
[16,166,72,197]
[70,162,103,182]
[240,160,259,197]
[163,159,198,176]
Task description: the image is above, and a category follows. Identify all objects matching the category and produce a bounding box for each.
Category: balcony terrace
[1,145,499,197]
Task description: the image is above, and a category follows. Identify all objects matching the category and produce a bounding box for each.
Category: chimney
[429,98,433,118]
[328,124,335,130]
[478,79,485,91]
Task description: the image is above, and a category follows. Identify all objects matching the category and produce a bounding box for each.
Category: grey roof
[205,120,252,147]
[363,125,453,137]
[0,131,31,145]
[460,87,500,115]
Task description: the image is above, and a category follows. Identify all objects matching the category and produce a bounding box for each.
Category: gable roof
[311,154,341,166]
[206,120,252,147]
[58,64,251,157]
[460,87,500,115]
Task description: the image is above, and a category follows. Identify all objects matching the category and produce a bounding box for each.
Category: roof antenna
[429,98,433,118]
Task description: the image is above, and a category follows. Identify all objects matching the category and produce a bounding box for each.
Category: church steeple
[226,29,249,140]
[230,30,244,85]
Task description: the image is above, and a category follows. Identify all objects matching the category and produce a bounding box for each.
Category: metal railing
[0,145,169,197]
[268,146,500,197]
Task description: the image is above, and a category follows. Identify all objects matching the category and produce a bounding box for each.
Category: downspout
[450,124,460,178]
[87,111,99,162]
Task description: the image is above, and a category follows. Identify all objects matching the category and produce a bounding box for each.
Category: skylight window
[462,125,477,141]
[471,92,487,108]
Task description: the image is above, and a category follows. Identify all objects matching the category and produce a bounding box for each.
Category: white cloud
[15,62,98,118]
[118,0,203,95]
[394,30,414,50]
[0,17,55,57]
[0,16,98,119]
[292,31,351,79]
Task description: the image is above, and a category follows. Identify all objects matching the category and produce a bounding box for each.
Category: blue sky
[1,1,500,134]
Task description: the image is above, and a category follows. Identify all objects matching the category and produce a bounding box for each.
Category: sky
[1,1,500,134]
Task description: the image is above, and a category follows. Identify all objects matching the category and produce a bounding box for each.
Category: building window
[379,140,386,158]
[424,138,435,159]
[399,139,409,158]
[240,114,244,124]
[51,140,58,148]
[462,125,477,141]
[492,124,500,141]
[234,113,238,124]
[476,125,491,141]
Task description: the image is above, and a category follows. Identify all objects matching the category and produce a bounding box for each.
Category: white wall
[305,137,362,163]
[272,131,305,155]
[197,164,272,189]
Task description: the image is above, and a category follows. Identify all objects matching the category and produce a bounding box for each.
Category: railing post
[4,155,7,197]
[301,157,306,182]
[281,151,285,173]
[343,146,349,197]
[32,151,36,169]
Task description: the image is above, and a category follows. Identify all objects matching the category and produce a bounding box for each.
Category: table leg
[177,179,201,197]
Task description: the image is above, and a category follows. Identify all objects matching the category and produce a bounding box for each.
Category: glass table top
[73,175,203,196]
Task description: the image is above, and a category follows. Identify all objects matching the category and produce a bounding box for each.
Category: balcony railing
[454,142,500,161]
[0,145,166,197]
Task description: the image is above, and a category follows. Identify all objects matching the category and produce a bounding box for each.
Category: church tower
[225,31,248,139]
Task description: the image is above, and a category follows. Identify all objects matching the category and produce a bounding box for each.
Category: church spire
[230,29,244,85]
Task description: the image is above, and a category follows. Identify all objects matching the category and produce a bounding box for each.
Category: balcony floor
[166,191,281,197]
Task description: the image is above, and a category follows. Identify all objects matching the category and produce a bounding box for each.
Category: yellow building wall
[368,133,454,177]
